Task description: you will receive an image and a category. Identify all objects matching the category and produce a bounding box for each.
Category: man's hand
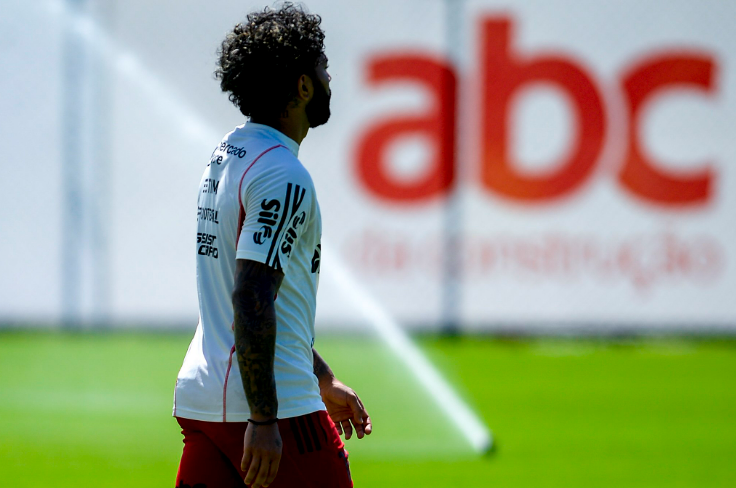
[241,423,282,488]
[320,380,372,440]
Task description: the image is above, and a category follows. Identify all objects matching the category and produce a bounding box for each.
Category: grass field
[1,331,735,487]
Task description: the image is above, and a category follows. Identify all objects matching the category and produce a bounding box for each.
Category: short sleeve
[236,165,313,273]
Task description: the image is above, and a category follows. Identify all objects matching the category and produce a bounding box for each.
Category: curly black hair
[215,3,326,120]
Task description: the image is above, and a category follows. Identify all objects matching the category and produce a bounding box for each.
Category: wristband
[248,418,278,426]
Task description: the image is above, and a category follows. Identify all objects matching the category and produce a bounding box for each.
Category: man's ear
[297,74,314,102]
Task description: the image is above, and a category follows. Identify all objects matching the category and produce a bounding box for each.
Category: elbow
[231,285,255,313]
[232,282,273,317]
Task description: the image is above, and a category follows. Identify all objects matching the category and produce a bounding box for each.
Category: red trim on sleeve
[222,344,237,422]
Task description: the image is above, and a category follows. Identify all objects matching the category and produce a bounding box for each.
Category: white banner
[1,0,734,331]
[310,0,736,330]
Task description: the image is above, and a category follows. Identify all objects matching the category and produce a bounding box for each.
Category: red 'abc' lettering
[355,55,456,201]
[481,19,605,202]
[355,16,717,207]
[621,53,716,205]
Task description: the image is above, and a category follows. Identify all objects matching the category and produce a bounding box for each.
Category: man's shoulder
[249,147,312,187]
[239,154,315,217]
[223,123,313,189]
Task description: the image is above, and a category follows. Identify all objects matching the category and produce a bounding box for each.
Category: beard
[306,76,331,128]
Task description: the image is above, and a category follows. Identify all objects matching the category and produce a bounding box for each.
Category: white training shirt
[174,122,325,422]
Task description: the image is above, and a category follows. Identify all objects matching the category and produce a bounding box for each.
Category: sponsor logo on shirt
[253,198,281,245]
[266,183,307,271]
[197,206,219,224]
[280,211,306,257]
[217,141,247,158]
[202,178,219,194]
[197,233,218,259]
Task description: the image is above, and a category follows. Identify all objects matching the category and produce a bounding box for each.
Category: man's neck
[251,116,309,146]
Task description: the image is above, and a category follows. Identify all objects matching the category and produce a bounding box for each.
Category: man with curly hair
[173,4,370,488]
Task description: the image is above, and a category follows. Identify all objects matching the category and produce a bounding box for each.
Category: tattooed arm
[233,259,283,419]
[312,348,335,389]
[313,348,372,440]
[232,259,284,487]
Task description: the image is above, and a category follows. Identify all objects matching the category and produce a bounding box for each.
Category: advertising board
[1,0,733,331]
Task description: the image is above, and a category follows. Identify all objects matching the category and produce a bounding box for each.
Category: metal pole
[88,0,112,326]
[441,0,464,335]
[61,0,87,328]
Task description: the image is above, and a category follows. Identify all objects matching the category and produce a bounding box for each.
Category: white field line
[49,0,493,453]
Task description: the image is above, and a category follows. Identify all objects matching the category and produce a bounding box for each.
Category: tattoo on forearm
[232,261,283,419]
[312,348,334,384]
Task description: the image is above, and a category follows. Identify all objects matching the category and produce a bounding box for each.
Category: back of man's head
[216,3,326,121]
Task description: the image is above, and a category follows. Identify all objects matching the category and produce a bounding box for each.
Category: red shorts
[176,410,353,488]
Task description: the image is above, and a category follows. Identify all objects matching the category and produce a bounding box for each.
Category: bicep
[232,259,284,310]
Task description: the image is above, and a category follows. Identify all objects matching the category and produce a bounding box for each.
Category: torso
[174,122,324,422]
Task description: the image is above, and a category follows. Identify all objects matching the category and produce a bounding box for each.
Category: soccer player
[173,4,371,488]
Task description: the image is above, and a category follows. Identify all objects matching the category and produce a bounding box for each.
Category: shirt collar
[244,121,300,157]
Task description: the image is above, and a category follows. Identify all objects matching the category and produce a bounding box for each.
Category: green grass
[1,331,735,487]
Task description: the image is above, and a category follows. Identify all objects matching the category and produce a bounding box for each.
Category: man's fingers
[341,419,353,440]
[353,421,365,439]
[241,448,253,472]
[363,414,373,435]
[335,421,343,436]
[244,455,261,486]
[264,456,280,487]
[253,457,274,488]
[347,391,365,426]
[348,392,372,439]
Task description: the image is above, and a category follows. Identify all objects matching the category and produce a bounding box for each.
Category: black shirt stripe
[265,183,292,268]
[289,417,306,455]
[297,415,314,453]
[305,413,322,451]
